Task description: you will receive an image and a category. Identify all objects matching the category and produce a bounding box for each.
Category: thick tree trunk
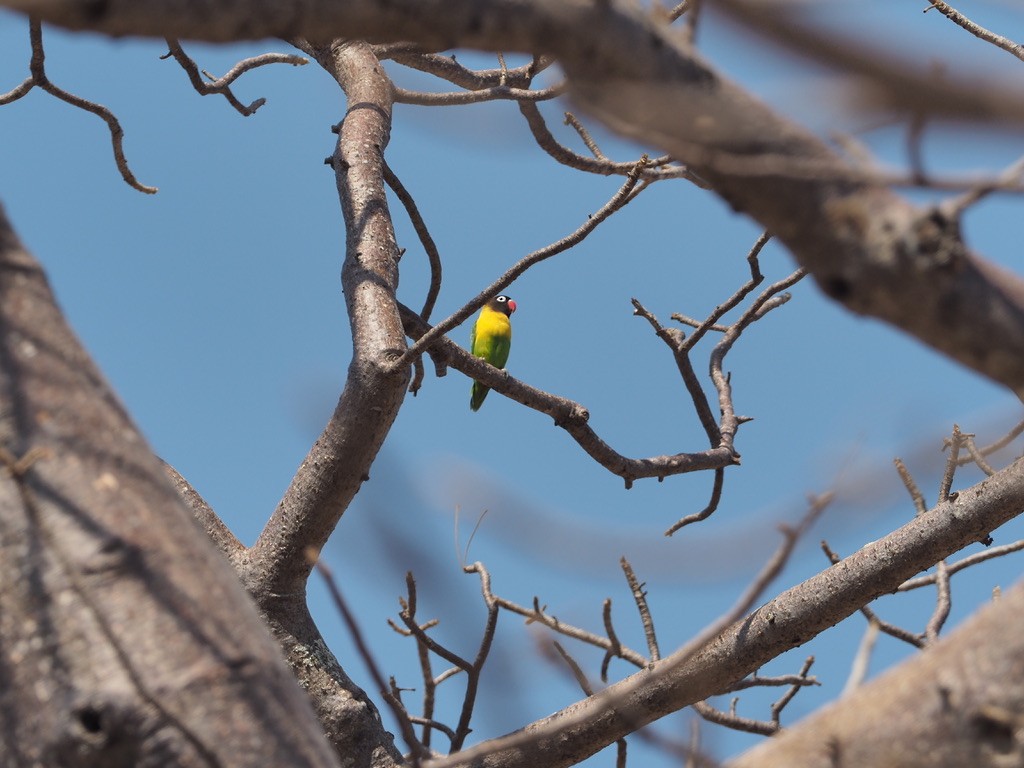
[0,205,340,767]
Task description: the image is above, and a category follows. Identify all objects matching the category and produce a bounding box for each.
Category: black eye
[496,296,506,302]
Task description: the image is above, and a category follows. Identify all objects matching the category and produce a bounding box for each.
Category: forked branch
[1,18,155,193]
[162,39,307,115]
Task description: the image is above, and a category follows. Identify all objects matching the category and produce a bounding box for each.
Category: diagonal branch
[398,302,739,487]
[10,1,1024,391]
[420,458,1024,768]
[246,39,409,595]
[923,1,1024,62]
[390,157,648,374]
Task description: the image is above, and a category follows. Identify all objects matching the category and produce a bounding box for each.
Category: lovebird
[470,294,516,411]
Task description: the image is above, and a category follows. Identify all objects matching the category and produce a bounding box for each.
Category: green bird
[469,295,516,411]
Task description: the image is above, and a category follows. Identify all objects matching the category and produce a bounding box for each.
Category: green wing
[475,333,511,369]
[470,313,512,411]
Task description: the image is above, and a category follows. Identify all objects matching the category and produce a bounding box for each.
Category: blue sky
[3,3,1024,763]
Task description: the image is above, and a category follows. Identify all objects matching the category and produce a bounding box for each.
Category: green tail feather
[470,382,489,411]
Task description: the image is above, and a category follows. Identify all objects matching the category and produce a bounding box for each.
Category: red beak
[507,300,517,313]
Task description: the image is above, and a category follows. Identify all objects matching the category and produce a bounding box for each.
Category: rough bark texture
[0,204,340,767]
[3,3,1024,768]
[234,40,408,768]
[7,0,1024,395]
[727,579,1024,768]
[242,40,409,598]
[425,458,1024,768]
[173,39,406,767]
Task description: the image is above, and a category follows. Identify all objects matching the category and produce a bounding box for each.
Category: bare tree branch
[1,19,156,193]
[161,459,243,559]
[899,540,1024,592]
[399,301,740,486]
[518,101,699,183]
[393,79,564,105]
[420,458,1024,768]
[314,558,427,764]
[382,160,442,322]
[392,157,648,373]
[842,619,879,696]
[161,39,307,115]
[821,540,925,649]
[245,39,409,596]
[924,0,1024,63]
[894,456,928,515]
[693,699,775,737]
[8,1,1024,392]
[386,51,553,89]
[621,558,660,662]
[727,577,1024,768]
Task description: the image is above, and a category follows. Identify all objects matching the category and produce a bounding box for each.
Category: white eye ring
[496,296,507,302]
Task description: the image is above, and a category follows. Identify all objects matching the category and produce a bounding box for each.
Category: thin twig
[518,101,699,183]
[402,573,441,749]
[600,598,628,682]
[708,269,806,436]
[693,700,775,736]
[633,234,794,533]
[162,39,307,115]
[963,436,997,476]
[398,583,472,671]
[925,429,961,644]
[387,51,554,90]
[682,232,772,353]
[393,81,565,105]
[898,539,1024,591]
[924,560,952,643]
[408,716,456,744]
[563,112,607,159]
[312,555,426,764]
[451,563,504,751]
[769,656,814,726]
[498,594,648,669]
[383,161,442,322]
[953,155,1024,214]
[630,299,719,446]
[659,266,807,533]
[671,314,727,333]
[621,558,660,662]
[392,158,649,372]
[664,469,724,535]
[842,619,879,696]
[957,417,1024,464]
[553,642,596,696]
[924,1,1024,62]
[396,570,507,754]
[939,424,966,501]
[5,19,156,193]
[894,457,928,515]
[722,670,819,693]
[671,0,705,45]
